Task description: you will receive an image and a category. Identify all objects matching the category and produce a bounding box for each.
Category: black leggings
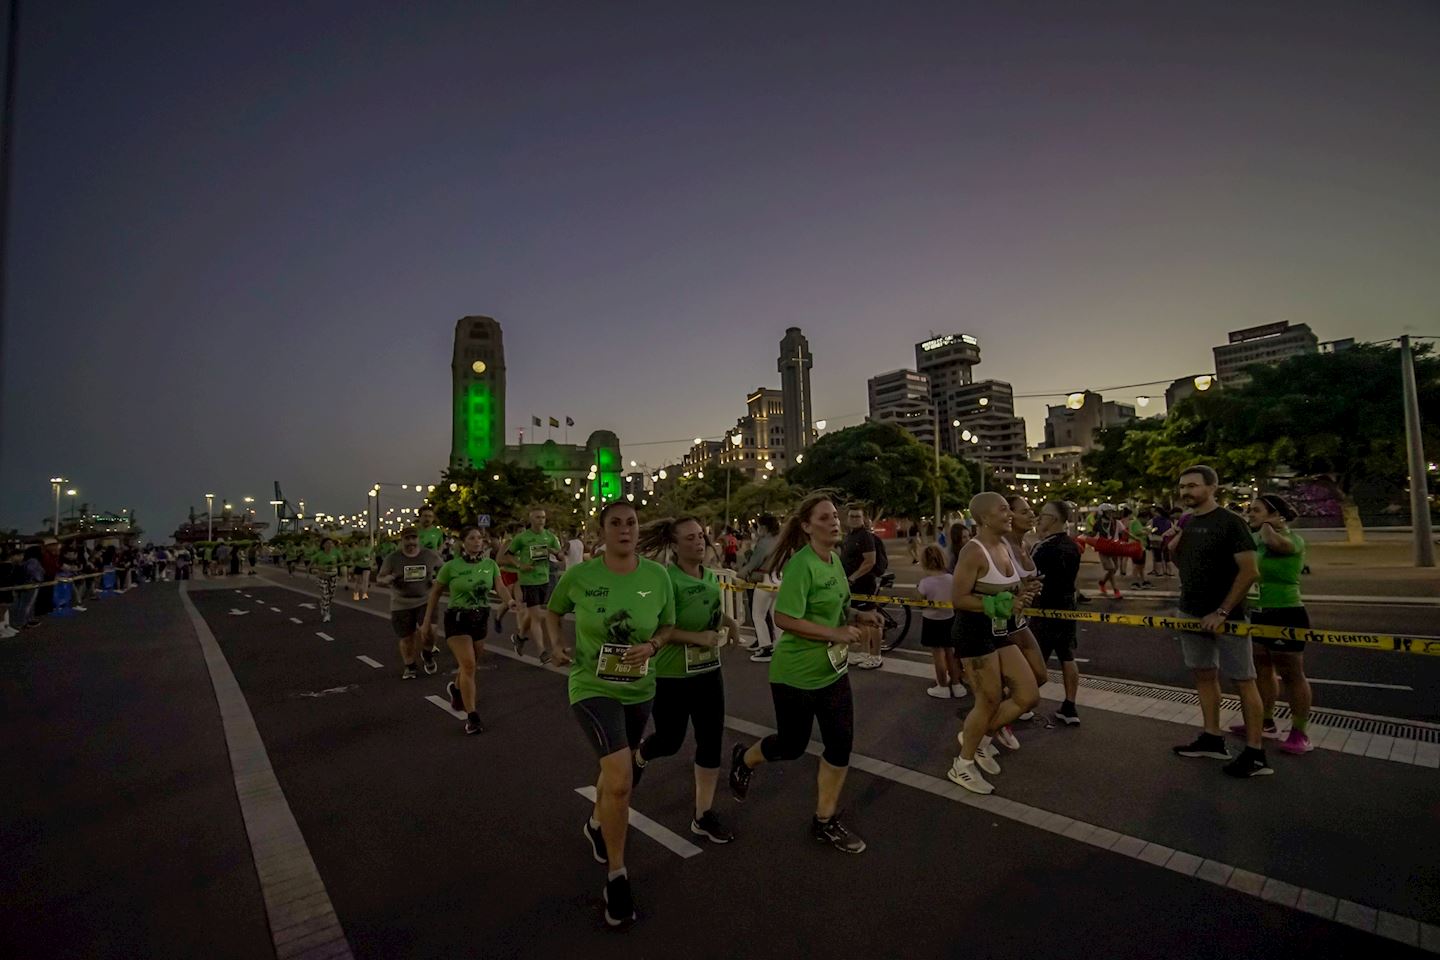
[760,676,853,768]
[640,670,726,769]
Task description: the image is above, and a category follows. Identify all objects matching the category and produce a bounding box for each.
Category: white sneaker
[1018,711,1035,721]
[858,654,883,670]
[995,726,1021,751]
[958,732,1001,775]
[947,757,994,795]
[926,684,953,699]
[0,626,18,639]
[847,650,865,665]
[73,606,88,612]
[950,683,968,698]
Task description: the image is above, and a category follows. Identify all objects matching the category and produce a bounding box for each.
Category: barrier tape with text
[717,579,1440,657]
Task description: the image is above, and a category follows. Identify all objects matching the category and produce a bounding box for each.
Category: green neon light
[462,383,497,464]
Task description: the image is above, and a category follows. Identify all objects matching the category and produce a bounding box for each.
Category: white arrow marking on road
[289,617,303,624]
[1309,678,1414,691]
[574,786,703,858]
[316,632,335,642]
[425,694,466,719]
[357,655,383,668]
[297,685,357,698]
[227,609,251,616]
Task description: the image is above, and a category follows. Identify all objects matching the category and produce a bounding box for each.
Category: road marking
[425,694,466,719]
[177,585,354,960]
[1309,678,1414,691]
[254,598,265,604]
[297,685,357,699]
[573,786,703,859]
[227,609,251,616]
[299,603,316,610]
[289,617,303,624]
[316,632,335,642]
[270,606,282,612]
[357,655,383,669]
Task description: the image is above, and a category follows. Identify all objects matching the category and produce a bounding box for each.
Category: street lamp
[1194,375,1215,392]
[814,419,827,431]
[49,477,67,535]
[269,499,285,538]
[205,493,216,541]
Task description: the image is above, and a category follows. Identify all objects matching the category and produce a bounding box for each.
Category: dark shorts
[1249,606,1310,654]
[390,606,424,638]
[521,582,551,607]
[444,607,490,640]
[952,610,1020,659]
[572,696,653,758]
[1033,616,1077,663]
[921,615,957,648]
[351,566,368,575]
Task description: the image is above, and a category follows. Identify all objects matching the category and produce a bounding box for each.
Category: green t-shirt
[653,563,723,678]
[417,526,445,552]
[1128,518,1146,543]
[549,556,676,706]
[1254,530,1305,608]
[436,555,500,610]
[510,529,562,586]
[311,548,345,576]
[349,546,373,569]
[377,541,398,559]
[769,545,851,691]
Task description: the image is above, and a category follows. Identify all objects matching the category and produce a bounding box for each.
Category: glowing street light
[1136,396,1151,407]
[978,398,989,407]
[658,469,668,480]
[626,493,635,502]
[205,493,216,541]
[1194,375,1215,391]
[471,360,487,374]
[961,430,973,442]
[764,461,774,471]
[730,434,743,447]
[814,419,827,431]
[693,437,703,445]
[1066,393,1086,410]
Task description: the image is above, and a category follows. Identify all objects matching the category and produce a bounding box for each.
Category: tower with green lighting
[450,316,506,469]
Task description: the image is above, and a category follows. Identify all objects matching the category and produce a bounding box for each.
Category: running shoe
[749,647,773,662]
[511,633,525,656]
[1222,747,1273,778]
[1279,730,1313,755]
[926,684,954,699]
[1058,701,1081,726]
[858,654,883,670]
[691,810,735,844]
[361,593,369,600]
[728,743,753,801]
[1076,592,1092,604]
[995,726,1021,751]
[422,650,438,675]
[464,714,484,735]
[1227,719,1280,739]
[1017,711,1035,721]
[947,756,995,795]
[1098,583,1109,596]
[603,874,636,927]
[811,813,866,854]
[1173,733,1231,760]
[401,664,418,680]
[583,819,607,864]
[742,640,761,652]
[950,683,968,698]
[957,732,1001,775]
[73,605,88,612]
[352,592,360,601]
[539,651,552,665]
[446,681,463,713]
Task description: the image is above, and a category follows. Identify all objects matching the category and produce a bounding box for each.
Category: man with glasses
[376,526,444,678]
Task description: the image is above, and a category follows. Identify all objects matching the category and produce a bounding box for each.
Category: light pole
[1400,335,1435,567]
[268,499,285,538]
[50,477,66,535]
[205,493,215,541]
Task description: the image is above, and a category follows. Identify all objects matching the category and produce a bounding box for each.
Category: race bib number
[529,545,549,560]
[685,643,720,673]
[402,564,428,582]
[991,617,1010,637]
[827,642,849,672]
[597,643,648,682]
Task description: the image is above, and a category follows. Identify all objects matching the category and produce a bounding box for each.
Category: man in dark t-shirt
[841,505,882,669]
[1167,465,1267,778]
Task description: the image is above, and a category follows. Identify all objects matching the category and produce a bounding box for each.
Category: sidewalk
[0,583,272,960]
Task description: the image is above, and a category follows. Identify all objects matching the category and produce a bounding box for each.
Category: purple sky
[3,0,1438,537]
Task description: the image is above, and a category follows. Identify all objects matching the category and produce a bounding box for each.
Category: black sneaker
[811,813,866,854]
[1058,700,1080,726]
[1173,732,1231,760]
[494,614,505,632]
[464,714,483,735]
[1223,747,1273,778]
[539,651,552,665]
[728,743,753,801]
[631,742,648,788]
[401,664,418,680]
[603,874,635,927]
[583,819,607,864]
[447,681,464,713]
[511,633,525,656]
[691,810,734,844]
[422,650,438,675]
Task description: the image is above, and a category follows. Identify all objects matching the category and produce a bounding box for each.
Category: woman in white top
[917,544,963,699]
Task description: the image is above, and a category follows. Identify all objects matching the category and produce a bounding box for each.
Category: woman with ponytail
[1241,495,1314,755]
[727,492,882,854]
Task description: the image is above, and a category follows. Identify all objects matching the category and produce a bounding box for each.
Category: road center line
[356,656,383,669]
[573,786,703,859]
[316,632,335,642]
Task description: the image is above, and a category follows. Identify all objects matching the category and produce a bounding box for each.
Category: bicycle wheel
[877,602,912,652]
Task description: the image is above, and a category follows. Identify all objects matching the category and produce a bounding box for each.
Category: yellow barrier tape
[717,579,1440,656]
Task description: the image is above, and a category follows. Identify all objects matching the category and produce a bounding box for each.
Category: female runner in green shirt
[1241,495,1314,755]
[421,526,517,735]
[546,501,674,928]
[308,537,346,623]
[727,493,883,854]
[631,516,741,844]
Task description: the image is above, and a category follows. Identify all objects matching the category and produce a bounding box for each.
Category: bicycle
[873,573,913,652]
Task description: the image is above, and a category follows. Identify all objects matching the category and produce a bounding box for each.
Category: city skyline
[2,0,1437,535]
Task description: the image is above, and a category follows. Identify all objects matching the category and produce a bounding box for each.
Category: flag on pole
[532,415,542,427]
[549,416,560,428]
[565,416,575,427]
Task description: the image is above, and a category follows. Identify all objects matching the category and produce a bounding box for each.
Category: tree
[787,421,970,521]
[426,462,565,532]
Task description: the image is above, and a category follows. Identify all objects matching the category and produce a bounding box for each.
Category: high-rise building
[1213,321,1319,383]
[718,388,786,479]
[778,328,814,464]
[867,369,936,446]
[450,316,506,468]
[1043,391,1136,452]
[948,380,1028,462]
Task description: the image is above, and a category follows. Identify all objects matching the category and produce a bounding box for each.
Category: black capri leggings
[760,675,854,768]
[640,670,726,769]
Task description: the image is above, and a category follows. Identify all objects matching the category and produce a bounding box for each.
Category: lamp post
[205,493,215,541]
[268,499,285,539]
[1400,335,1435,567]
[49,477,66,535]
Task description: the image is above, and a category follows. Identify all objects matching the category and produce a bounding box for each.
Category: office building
[712,388,789,480]
[450,316,507,468]
[867,369,936,446]
[778,328,814,465]
[948,379,1028,462]
[1213,321,1319,383]
[1042,392,1136,452]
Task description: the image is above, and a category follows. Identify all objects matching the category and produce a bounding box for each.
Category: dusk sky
[2,0,1437,537]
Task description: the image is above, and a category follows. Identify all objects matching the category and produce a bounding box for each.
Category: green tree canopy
[787,421,971,520]
[426,462,567,532]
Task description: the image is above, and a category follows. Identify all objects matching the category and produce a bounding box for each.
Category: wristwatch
[1215,607,1230,618]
